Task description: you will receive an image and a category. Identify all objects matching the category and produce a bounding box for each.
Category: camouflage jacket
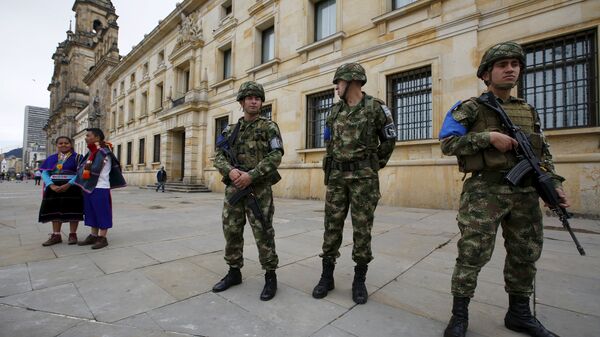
[325,93,396,180]
[214,116,283,185]
[440,95,564,194]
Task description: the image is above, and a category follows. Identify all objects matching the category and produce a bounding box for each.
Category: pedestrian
[312,63,396,304]
[212,81,284,301]
[156,166,167,192]
[74,128,126,250]
[439,42,567,337]
[34,170,42,186]
[38,136,84,246]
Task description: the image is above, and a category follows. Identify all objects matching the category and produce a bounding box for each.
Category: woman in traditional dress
[75,128,126,250]
[38,136,84,246]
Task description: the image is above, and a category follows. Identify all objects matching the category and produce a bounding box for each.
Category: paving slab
[140,259,221,300]
[331,300,481,337]
[217,276,348,336]
[147,292,287,337]
[0,305,80,337]
[0,263,31,297]
[75,270,176,322]
[56,321,185,337]
[0,283,93,319]
[28,254,104,290]
[86,246,159,274]
[134,240,201,263]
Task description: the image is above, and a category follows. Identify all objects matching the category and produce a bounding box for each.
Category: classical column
[184,125,200,184]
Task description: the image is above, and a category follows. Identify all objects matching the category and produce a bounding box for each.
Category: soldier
[312,63,396,304]
[440,42,568,337]
[212,81,284,301]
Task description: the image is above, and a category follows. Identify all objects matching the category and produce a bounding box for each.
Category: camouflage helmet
[236,81,265,101]
[477,41,525,79]
[333,62,367,85]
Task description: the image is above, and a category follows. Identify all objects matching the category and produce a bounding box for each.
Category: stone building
[46,0,119,149]
[50,0,600,216]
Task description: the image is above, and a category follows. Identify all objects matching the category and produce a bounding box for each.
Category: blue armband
[439,100,466,139]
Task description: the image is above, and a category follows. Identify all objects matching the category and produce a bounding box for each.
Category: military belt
[473,170,534,186]
[330,158,372,172]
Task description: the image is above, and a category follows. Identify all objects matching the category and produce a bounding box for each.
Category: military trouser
[321,177,381,265]
[222,183,278,271]
[451,187,543,298]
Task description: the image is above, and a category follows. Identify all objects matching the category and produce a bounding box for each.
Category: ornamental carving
[175,11,203,49]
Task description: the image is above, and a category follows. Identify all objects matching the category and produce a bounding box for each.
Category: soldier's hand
[233,172,252,189]
[229,169,242,181]
[556,188,570,208]
[490,131,518,153]
[49,184,60,192]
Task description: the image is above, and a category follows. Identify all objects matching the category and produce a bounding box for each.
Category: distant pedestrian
[74,128,126,250]
[156,166,167,192]
[34,170,42,185]
[38,136,84,246]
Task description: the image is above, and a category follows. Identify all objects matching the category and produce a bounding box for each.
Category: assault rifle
[216,126,269,233]
[478,92,585,256]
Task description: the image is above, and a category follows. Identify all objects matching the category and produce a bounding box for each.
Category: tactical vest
[326,95,380,161]
[231,118,282,185]
[458,98,544,173]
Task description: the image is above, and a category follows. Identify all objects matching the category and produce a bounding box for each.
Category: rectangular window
[119,81,125,94]
[222,0,232,17]
[261,26,275,63]
[118,105,124,126]
[392,0,416,10]
[387,66,433,141]
[215,116,229,150]
[153,134,161,163]
[157,50,165,67]
[117,144,122,163]
[519,29,598,129]
[141,91,148,116]
[261,104,272,120]
[156,82,164,109]
[138,138,145,164]
[128,99,135,121]
[111,110,116,129]
[143,62,149,76]
[112,88,117,101]
[130,73,135,86]
[307,90,334,148]
[126,141,132,165]
[315,0,336,41]
[223,48,232,79]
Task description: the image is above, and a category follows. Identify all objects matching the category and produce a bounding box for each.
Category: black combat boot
[505,295,559,337]
[312,258,335,299]
[212,267,242,293]
[444,297,470,337]
[352,264,368,304]
[260,270,277,301]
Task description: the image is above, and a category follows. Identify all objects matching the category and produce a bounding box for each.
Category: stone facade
[46,0,119,151]
[48,0,600,216]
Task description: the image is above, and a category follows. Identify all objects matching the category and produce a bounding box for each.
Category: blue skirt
[83,188,113,229]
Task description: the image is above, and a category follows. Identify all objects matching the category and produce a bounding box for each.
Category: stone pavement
[0,182,598,337]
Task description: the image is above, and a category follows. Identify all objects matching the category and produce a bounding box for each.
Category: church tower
[45,1,119,149]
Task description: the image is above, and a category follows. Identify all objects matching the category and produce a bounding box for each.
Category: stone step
[141,184,211,193]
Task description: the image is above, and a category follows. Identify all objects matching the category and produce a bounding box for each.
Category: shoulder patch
[438,100,467,139]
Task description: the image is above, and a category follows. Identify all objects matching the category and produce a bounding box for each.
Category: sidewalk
[0,182,598,337]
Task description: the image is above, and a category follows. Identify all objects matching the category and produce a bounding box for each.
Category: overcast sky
[0,0,179,153]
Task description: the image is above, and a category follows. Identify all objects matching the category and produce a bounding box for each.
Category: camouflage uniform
[213,82,283,271]
[441,41,564,337]
[442,96,563,297]
[321,63,396,265]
